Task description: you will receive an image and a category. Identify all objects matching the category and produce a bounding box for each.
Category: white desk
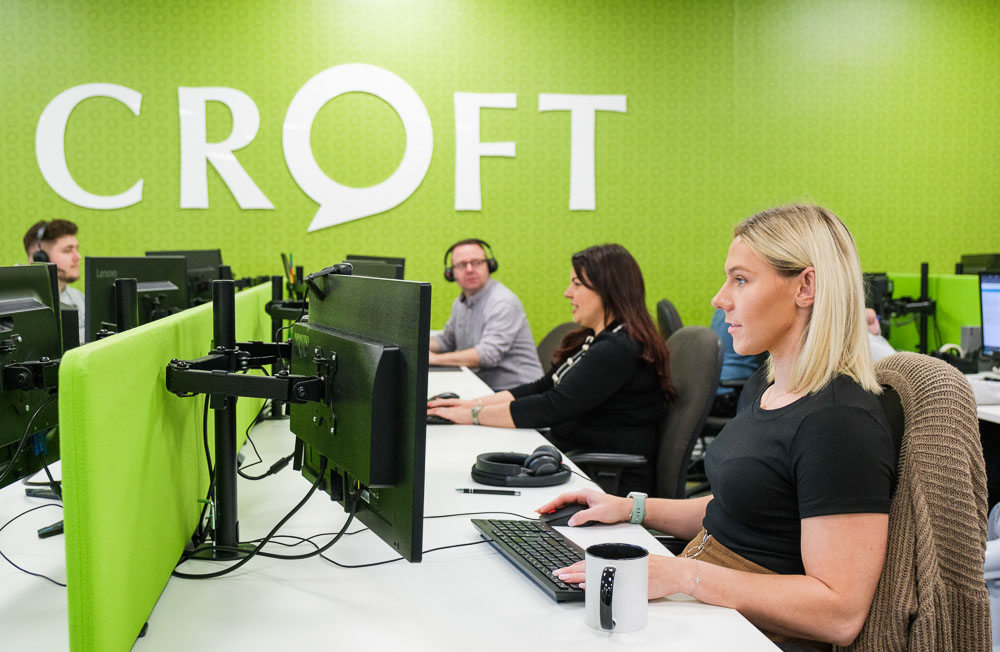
[966,372,1000,424]
[980,405,1000,425]
[0,368,777,651]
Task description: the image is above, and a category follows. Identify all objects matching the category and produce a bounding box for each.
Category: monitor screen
[0,264,62,486]
[981,272,1000,356]
[84,256,189,343]
[289,273,429,562]
[146,249,224,305]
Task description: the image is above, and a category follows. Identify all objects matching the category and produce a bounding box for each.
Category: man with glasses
[430,239,543,390]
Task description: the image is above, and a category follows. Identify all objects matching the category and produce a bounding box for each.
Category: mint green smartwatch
[627,491,647,524]
[471,405,483,425]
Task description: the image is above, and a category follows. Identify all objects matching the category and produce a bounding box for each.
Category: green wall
[2,0,998,341]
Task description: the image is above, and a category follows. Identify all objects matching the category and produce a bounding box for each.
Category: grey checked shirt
[433,279,543,390]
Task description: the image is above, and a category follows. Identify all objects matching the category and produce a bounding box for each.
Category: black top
[508,324,667,493]
[702,369,897,574]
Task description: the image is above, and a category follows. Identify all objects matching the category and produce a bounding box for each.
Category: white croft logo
[36,64,626,232]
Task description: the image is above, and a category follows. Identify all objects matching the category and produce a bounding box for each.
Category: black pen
[455,488,521,496]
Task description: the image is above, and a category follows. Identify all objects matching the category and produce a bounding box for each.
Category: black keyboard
[471,518,585,602]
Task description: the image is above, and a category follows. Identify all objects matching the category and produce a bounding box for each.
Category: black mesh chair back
[536,322,580,374]
[655,326,723,498]
[656,299,683,341]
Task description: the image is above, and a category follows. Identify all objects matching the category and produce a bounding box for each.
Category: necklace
[761,385,795,410]
[551,324,624,385]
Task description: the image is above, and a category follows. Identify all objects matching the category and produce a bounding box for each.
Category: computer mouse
[428,392,459,401]
[427,413,455,425]
[540,503,597,528]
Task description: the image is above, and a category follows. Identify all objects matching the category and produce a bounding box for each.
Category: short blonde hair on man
[733,204,880,395]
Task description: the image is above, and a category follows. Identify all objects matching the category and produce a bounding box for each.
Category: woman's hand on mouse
[536,489,632,527]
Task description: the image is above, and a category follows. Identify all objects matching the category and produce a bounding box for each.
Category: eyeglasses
[452,259,487,270]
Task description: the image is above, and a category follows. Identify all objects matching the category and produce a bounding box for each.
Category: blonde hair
[733,204,880,394]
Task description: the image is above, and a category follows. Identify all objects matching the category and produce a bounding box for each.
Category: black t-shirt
[702,370,896,574]
[508,324,667,460]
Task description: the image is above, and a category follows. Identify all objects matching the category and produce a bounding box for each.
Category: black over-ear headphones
[470,445,571,487]
[32,222,50,263]
[443,238,498,282]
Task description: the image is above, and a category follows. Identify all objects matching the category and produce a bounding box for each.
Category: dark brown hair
[552,244,674,398]
[23,219,78,255]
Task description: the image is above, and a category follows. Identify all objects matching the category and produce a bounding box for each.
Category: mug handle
[600,566,616,631]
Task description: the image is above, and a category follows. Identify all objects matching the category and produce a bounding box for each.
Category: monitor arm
[163,280,329,560]
[165,342,325,404]
[1,357,59,392]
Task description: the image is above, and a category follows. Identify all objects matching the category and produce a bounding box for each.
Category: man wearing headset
[23,219,85,343]
[430,238,543,390]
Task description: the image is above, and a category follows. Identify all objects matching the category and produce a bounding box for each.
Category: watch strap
[627,491,647,524]
[471,405,483,425]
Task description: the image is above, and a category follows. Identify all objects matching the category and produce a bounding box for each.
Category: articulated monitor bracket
[0,335,59,392]
[166,341,326,405]
[874,263,936,354]
[164,273,347,559]
[1,357,59,393]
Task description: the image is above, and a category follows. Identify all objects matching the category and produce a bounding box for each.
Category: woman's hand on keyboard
[427,397,473,408]
[554,555,696,598]
[536,489,632,527]
[552,560,587,588]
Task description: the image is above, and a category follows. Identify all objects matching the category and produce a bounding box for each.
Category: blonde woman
[542,206,895,651]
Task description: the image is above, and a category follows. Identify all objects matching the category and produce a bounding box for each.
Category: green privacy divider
[884,273,980,353]
[60,282,271,652]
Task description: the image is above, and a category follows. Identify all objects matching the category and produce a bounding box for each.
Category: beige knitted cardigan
[835,353,991,651]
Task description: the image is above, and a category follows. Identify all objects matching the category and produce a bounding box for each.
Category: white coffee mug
[584,543,649,633]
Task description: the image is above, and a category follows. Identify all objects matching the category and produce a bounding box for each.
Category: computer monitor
[0,264,62,487]
[146,249,224,305]
[961,253,1000,275]
[290,273,429,562]
[345,254,405,279]
[84,256,189,343]
[981,272,1000,357]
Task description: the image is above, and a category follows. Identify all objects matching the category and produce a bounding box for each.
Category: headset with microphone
[443,238,498,282]
[32,222,50,263]
[470,445,572,487]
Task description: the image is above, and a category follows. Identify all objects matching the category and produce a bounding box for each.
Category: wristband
[471,405,483,425]
[627,491,647,524]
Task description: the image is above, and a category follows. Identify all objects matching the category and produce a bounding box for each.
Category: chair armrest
[719,378,748,389]
[566,452,649,469]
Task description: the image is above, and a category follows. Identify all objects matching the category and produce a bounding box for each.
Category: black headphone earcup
[33,250,49,263]
[487,258,498,274]
[444,267,454,282]
[524,445,562,476]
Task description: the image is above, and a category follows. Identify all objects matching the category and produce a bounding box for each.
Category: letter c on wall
[36,83,144,209]
[283,63,433,232]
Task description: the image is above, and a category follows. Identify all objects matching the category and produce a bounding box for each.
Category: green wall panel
[1,0,998,343]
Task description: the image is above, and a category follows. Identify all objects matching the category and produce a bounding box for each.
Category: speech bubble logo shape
[283,63,433,232]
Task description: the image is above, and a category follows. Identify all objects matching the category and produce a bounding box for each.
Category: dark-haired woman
[428,244,672,495]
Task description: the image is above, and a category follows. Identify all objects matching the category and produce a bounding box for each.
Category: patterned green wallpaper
[2,0,998,340]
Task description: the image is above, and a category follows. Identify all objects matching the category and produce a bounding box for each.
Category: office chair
[536,322,579,374]
[567,326,722,498]
[655,299,683,341]
[836,352,990,651]
[687,351,769,496]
